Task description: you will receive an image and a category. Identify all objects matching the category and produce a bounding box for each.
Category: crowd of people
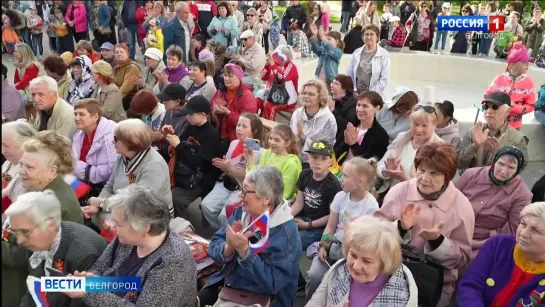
[1,1,545,307]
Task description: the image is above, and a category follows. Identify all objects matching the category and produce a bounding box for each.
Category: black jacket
[332,94,358,150]
[343,25,364,54]
[334,117,389,163]
[284,4,307,28]
[400,1,416,24]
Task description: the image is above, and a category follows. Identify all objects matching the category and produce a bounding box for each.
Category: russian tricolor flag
[63,175,91,199]
[249,211,270,255]
[26,276,49,307]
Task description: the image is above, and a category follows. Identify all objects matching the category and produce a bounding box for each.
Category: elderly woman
[306,216,418,306]
[65,185,197,306]
[376,102,444,195]
[290,79,337,165]
[207,1,239,48]
[83,119,173,229]
[133,47,166,92]
[335,91,389,163]
[186,60,217,101]
[240,7,263,45]
[376,87,419,143]
[142,0,168,31]
[330,74,357,152]
[457,202,545,305]
[90,60,127,122]
[13,43,45,107]
[405,1,435,51]
[1,121,37,214]
[456,146,533,259]
[524,7,545,58]
[4,190,107,307]
[112,43,141,111]
[43,55,71,101]
[346,24,390,96]
[376,143,475,306]
[72,99,117,202]
[66,55,96,105]
[198,166,302,307]
[154,46,191,93]
[210,63,258,154]
[258,45,299,121]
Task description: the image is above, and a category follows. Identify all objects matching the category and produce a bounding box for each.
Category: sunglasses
[247,14,254,17]
[481,102,500,111]
[414,105,436,114]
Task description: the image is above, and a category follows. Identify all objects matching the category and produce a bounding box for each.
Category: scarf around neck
[488,145,525,186]
[122,148,151,183]
[29,224,62,271]
[417,183,448,201]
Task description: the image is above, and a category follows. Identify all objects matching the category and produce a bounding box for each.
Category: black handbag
[267,78,290,105]
[219,173,240,192]
[78,165,106,207]
[401,244,444,307]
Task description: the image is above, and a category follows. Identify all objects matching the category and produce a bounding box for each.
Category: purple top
[164,65,188,84]
[348,272,389,307]
[2,80,25,121]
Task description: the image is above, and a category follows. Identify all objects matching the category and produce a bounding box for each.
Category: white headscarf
[66,55,96,105]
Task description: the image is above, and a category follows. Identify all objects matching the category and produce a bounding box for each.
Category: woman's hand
[82,206,100,219]
[132,76,145,88]
[166,134,181,148]
[297,122,305,140]
[62,271,96,298]
[212,156,231,172]
[244,145,255,166]
[400,203,420,230]
[419,222,445,241]
[213,104,230,115]
[344,123,359,146]
[266,53,274,66]
[383,165,407,181]
[294,218,309,229]
[226,225,251,255]
[154,70,168,85]
[318,246,328,262]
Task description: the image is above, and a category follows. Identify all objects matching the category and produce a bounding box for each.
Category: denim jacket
[309,39,343,84]
[346,45,390,96]
[205,201,302,307]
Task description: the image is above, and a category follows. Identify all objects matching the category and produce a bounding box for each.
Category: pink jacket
[375,179,475,305]
[65,3,88,33]
[485,72,536,129]
[455,166,532,259]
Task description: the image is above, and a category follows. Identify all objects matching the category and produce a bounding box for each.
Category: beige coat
[58,72,71,101]
[33,97,77,139]
[90,83,127,122]
[238,43,266,79]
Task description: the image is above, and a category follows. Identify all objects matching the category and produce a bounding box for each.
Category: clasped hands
[400,203,444,241]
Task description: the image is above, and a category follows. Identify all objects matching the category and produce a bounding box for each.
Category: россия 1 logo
[438,15,505,32]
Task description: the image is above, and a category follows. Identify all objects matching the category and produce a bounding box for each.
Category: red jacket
[14,64,39,91]
[136,6,148,39]
[189,3,200,35]
[211,84,258,141]
[260,61,299,104]
[72,50,101,63]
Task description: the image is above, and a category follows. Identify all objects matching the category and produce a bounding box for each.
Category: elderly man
[232,29,266,88]
[163,2,192,64]
[458,91,529,172]
[100,42,118,69]
[3,190,107,307]
[29,76,77,139]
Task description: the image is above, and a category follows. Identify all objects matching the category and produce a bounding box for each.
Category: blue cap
[100,42,115,51]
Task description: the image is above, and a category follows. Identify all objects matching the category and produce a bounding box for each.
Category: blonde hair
[344,157,378,191]
[22,131,74,175]
[343,215,402,275]
[302,79,333,108]
[521,202,545,219]
[115,119,152,152]
[410,107,438,125]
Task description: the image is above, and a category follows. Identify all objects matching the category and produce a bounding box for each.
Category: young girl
[246,124,302,201]
[144,18,164,53]
[201,113,264,229]
[308,25,343,89]
[304,157,380,299]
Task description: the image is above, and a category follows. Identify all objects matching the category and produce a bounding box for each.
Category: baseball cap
[157,83,187,102]
[100,42,115,51]
[180,95,211,115]
[305,140,333,157]
[240,30,255,39]
[507,49,534,64]
[144,47,163,61]
[483,92,511,107]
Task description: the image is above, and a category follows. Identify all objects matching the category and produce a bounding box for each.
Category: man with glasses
[231,30,266,88]
[458,92,529,172]
[2,190,106,307]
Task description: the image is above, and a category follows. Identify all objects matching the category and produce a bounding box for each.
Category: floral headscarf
[66,55,96,105]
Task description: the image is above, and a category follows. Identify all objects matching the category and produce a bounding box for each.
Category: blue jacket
[310,39,343,84]
[97,3,111,28]
[207,16,239,48]
[205,202,302,307]
[162,18,188,63]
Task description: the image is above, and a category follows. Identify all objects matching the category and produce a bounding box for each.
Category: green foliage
[273,6,341,24]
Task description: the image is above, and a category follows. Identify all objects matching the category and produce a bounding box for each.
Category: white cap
[144,48,163,61]
[390,16,400,23]
[240,30,255,39]
[442,2,451,9]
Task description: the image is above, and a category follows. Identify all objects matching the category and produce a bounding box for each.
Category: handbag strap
[401,244,427,263]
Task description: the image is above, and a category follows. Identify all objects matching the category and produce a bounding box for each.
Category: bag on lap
[267,78,290,105]
[215,287,271,307]
[401,244,444,307]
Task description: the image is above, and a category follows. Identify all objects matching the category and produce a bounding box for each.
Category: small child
[387,16,406,48]
[269,15,281,50]
[51,8,73,54]
[144,18,164,53]
[26,6,44,58]
[291,140,342,251]
[2,17,21,58]
[309,26,343,89]
[507,35,527,56]
[434,2,451,54]
[380,3,393,41]
[304,157,379,299]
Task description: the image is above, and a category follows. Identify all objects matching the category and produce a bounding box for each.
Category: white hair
[4,190,62,230]
[175,1,188,11]
[29,76,58,93]
[521,202,545,219]
[1,121,38,144]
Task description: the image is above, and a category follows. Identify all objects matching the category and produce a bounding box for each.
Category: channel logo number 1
[488,15,505,32]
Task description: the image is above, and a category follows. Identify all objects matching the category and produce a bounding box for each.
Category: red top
[14,64,40,91]
[80,130,96,163]
[210,84,258,141]
[135,6,149,39]
[189,3,200,34]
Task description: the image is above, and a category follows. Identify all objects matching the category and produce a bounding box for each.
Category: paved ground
[3,23,543,307]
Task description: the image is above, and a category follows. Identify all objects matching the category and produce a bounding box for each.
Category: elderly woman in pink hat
[210,63,258,155]
[484,50,536,130]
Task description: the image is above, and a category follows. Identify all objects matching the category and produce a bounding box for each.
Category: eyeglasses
[247,14,254,17]
[8,224,40,238]
[241,187,255,198]
[481,102,500,111]
[301,92,318,97]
